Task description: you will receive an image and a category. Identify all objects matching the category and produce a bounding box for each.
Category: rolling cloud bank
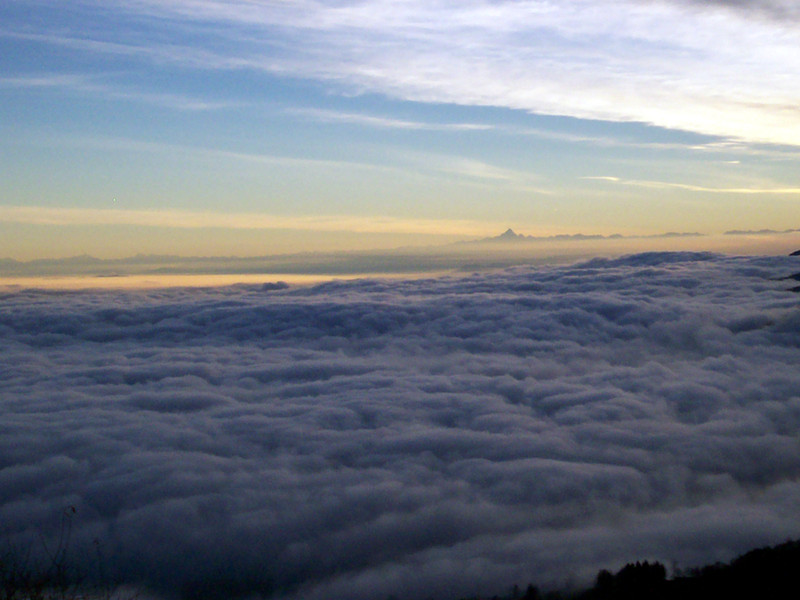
[2,253,800,599]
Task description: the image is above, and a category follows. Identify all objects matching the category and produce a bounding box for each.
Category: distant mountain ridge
[470,228,705,244]
[726,228,800,235]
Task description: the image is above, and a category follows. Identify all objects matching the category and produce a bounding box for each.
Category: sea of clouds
[2,252,800,599]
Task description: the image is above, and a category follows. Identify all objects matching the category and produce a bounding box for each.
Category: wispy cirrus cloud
[287,107,754,157]
[287,107,493,131]
[11,130,552,195]
[0,73,238,110]
[582,176,800,195]
[11,0,799,145]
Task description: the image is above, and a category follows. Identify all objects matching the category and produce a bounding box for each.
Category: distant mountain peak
[499,228,520,239]
[469,228,529,244]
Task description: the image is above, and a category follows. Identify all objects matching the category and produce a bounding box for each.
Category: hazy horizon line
[4,227,800,266]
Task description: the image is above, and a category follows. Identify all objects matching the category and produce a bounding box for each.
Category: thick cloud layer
[2,253,800,599]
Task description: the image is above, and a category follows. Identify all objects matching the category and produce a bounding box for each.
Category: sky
[2,0,800,259]
[2,252,800,599]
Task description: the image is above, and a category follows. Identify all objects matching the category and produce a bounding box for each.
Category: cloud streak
[0,72,238,111]
[582,177,800,195]
[0,205,495,236]
[2,253,800,599]
[287,108,493,131]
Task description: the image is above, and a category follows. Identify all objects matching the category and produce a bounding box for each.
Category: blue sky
[2,0,800,258]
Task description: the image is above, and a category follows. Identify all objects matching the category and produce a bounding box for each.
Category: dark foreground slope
[461,540,800,600]
[586,539,800,600]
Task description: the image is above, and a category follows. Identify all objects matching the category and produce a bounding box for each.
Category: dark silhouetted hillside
[457,540,800,600]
